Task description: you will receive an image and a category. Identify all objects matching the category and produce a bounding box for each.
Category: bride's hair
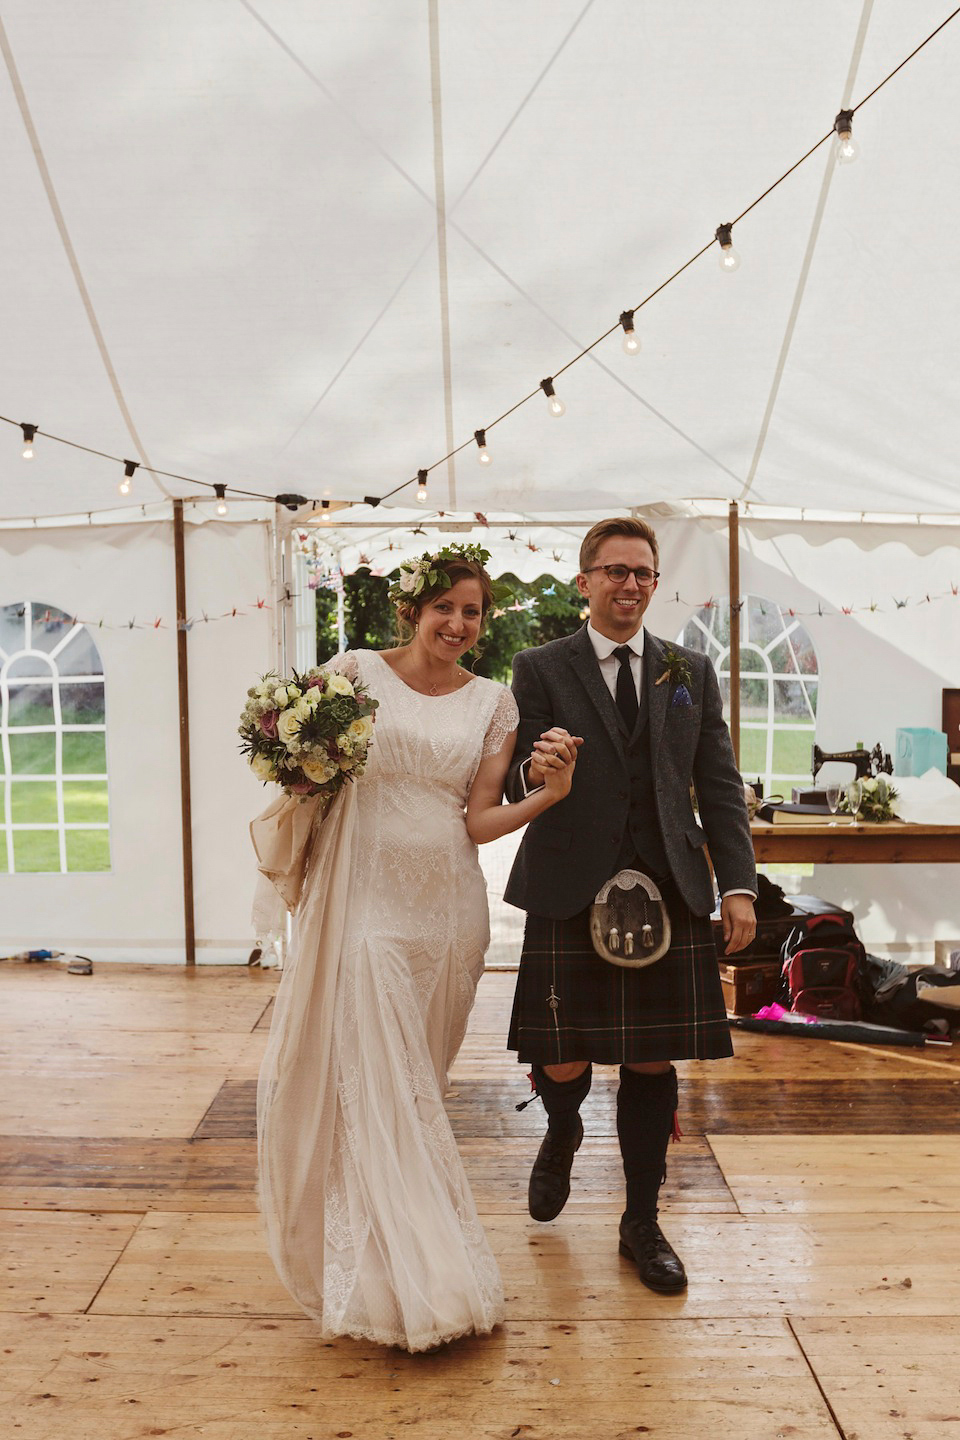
[394,557,495,647]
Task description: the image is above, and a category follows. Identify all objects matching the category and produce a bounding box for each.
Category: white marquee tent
[1,1,958,963]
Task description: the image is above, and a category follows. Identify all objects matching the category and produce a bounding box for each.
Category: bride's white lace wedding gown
[256,649,517,1350]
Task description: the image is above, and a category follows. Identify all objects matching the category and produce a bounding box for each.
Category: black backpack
[779,913,867,1021]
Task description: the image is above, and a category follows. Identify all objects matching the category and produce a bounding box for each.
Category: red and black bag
[779,913,866,1021]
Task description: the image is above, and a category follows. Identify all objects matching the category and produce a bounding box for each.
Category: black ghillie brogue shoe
[527,1116,584,1222]
[618,1217,688,1293]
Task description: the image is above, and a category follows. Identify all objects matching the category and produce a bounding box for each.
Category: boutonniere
[655,646,693,707]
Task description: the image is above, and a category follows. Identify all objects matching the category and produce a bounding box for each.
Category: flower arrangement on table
[239,667,378,801]
[837,772,899,822]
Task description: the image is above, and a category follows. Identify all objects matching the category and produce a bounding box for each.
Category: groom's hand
[530,728,583,784]
[720,894,757,955]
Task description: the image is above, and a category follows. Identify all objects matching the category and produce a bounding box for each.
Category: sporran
[589,868,671,968]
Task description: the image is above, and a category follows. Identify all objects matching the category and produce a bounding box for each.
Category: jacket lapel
[567,624,626,759]
[644,631,669,760]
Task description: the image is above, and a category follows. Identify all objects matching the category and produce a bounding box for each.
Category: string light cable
[3,6,958,518]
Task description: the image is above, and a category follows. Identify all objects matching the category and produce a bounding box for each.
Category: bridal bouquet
[239,666,378,801]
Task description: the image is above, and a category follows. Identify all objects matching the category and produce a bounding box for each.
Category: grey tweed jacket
[503,624,757,920]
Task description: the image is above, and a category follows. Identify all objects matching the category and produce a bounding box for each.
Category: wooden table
[750,819,960,864]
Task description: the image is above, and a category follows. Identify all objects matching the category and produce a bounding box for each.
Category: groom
[505,515,757,1292]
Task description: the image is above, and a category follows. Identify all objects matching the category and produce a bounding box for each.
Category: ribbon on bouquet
[250,791,327,937]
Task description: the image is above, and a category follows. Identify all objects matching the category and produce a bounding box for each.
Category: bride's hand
[541,751,576,801]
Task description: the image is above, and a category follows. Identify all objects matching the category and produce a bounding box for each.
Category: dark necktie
[613,645,639,730]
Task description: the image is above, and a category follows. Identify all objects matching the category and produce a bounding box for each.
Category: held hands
[721,893,757,956]
[529,727,583,801]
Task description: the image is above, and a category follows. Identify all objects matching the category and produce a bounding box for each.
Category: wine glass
[825,783,841,825]
[847,779,863,825]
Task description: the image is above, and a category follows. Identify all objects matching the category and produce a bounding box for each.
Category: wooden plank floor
[1,960,959,1439]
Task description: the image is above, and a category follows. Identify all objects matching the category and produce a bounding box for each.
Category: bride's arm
[465,728,576,844]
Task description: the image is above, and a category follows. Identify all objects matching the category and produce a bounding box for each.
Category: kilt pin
[504,621,757,1291]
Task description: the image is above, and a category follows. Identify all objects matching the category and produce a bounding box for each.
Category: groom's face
[576,536,658,641]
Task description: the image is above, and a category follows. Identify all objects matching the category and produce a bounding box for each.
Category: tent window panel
[772,727,816,778]
[56,629,105,677]
[0,605,25,655]
[7,655,53,679]
[677,594,822,811]
[66,830,110,873]
[738,728,771,777]
[775,677,818,721]
[11,781,58,823]
[1,602,110,875]
[6,683,55,727]
[27,606,74,655]
[13,830,60,872]
[62,731,106,774]
[60,683,105,726]
[63,781,109,824]
[8,732,56,774]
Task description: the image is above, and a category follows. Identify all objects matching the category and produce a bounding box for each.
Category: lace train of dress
[257,650,517,1350]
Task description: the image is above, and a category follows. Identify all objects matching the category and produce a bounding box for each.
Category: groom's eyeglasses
[583,564,660,587]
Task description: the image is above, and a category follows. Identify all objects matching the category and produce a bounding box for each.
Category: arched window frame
[678,595,820,798]
[0,602,110,874]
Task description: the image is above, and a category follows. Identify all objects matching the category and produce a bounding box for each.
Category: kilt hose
[508,878,732,1065]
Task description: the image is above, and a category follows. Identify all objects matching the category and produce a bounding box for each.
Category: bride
[254,544,577,1351]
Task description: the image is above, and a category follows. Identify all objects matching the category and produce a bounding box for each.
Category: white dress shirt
[586,619,644,703]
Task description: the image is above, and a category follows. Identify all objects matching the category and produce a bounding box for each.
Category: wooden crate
[718,959,781,1016]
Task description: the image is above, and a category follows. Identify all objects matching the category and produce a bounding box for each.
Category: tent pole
[728,500,741,768]
[173,499,196,967]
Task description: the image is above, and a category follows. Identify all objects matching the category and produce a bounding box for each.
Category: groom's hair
[579,517,659,573]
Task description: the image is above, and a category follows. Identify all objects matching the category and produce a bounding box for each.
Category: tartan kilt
[507,879,732,1064]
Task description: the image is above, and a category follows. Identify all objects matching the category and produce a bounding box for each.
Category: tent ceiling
[1,1,959,525]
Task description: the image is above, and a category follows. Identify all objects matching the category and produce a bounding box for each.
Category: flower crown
[387,542,499,605]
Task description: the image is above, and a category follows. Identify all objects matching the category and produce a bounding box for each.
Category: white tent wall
[738,519,960,958]
[1,516,274,962]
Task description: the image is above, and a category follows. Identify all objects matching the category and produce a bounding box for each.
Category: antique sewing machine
[811,743,893,782]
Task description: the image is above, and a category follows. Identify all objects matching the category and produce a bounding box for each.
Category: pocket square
[670,684,693,707]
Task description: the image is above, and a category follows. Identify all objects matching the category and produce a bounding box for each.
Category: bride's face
[416,578,485,661]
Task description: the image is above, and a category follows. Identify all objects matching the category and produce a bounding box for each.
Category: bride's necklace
[398,657,469,696]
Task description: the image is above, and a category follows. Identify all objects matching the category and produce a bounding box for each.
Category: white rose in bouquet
[277,710,302,746]
[348,715,374,744]
[250,753,277,782]
[326,673,355,697]
[294,697,312,721]
[273,685,289,706]
[302,757,337,785]
[398,567,418,593]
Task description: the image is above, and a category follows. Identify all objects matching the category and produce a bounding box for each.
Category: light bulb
[214,484,228,515]
[477,446,492,466]
[20,423,36,459]
[118,477,131,495]
[415,468,428,503]
[23,443,34,460]
[719,244,741,272]
[622,331,641,355]
[547,393,565,417]
[836,132,859,164]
